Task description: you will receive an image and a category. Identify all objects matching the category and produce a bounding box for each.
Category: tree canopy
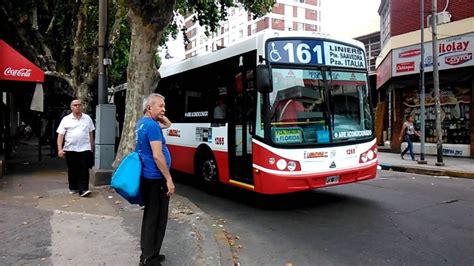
[0,0,276,165]
[0,0,129,111]
[115,0,275,164]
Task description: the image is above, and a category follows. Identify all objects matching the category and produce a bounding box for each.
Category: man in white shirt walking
[56,99,95,197]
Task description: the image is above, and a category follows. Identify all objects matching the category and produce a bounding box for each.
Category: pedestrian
[399,114,420,161]
[24,124,33,140]
[137,93,175,265]
[56,99,95,197]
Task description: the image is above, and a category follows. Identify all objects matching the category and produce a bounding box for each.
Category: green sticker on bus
[272,128,303,144]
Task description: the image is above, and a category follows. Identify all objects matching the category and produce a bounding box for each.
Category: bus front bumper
[252,161,377,194]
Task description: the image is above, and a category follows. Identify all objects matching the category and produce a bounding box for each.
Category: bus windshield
[265,67,373,146]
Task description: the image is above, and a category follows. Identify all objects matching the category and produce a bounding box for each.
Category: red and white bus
[157,30,377,194]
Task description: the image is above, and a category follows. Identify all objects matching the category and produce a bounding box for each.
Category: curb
[378,163,474,179]
[95,186,233,265]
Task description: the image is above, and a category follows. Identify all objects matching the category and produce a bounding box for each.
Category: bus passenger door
[229,72,254,186]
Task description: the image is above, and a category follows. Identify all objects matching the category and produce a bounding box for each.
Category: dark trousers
[65,151,90,192]
[140,177,169,265]
[401,134,415,159]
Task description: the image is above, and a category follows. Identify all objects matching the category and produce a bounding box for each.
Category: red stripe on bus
[168,145,195,174]
[214,151,230,182]
[167,144,230,181]
[167,142,376,194]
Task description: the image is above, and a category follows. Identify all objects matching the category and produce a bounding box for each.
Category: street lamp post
[418,0,427,164]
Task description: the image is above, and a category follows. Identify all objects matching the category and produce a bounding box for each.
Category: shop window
[402,86,471,145]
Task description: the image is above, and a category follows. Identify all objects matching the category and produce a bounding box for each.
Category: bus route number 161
[282,42,323,64]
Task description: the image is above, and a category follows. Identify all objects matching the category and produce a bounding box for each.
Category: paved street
[1,1,473,265]
[175,170,474,266]
[1,140,474,265]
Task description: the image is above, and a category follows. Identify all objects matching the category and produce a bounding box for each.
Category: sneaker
[69,190,78,194]
[80,190,91,197]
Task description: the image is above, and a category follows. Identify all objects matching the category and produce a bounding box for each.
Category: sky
[163,0,382,64]
[322,0,381,37]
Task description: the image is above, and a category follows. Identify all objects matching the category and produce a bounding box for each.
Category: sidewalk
[1,140,472,264]
[377,150,474,178]
[0,139,232,265]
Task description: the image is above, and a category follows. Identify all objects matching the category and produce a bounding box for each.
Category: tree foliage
[109,17,131,86]
[0,0,275,167]
[0,0,129,112]
[175,0,274,35]
[115,0,275,165]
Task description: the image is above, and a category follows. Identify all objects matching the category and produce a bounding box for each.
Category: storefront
[0,39,44,174]
[376,33,474,158]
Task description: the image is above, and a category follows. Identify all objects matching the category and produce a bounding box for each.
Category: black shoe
[412,158,416,161]
[401,154,405,160]
[139,254,165,265]
[80,190,91,197]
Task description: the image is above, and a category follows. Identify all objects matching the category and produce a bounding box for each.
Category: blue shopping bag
[110,152,143,205]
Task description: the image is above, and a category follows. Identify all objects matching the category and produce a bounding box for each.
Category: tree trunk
[113,11,164,167]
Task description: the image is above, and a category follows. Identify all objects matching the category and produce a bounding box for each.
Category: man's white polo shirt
[56,113,95,152]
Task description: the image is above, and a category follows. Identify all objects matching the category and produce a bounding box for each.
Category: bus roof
[158,30,366,78]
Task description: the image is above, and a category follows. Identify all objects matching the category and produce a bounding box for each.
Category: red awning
[0,39,44,83]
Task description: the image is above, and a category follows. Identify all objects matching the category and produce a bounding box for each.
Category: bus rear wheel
[196,153,218,187]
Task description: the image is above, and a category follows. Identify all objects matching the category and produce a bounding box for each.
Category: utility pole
[431,0,444,166]
[98,0,107,105]
[418,0,427,164]
[92,0,117,186]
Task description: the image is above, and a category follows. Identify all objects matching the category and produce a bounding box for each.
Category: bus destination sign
[266,39,366,69]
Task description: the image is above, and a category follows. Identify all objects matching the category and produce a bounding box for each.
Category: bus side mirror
[256,65,272,93]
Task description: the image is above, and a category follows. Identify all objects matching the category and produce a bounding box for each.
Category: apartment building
[184,0,321,58]
[356,32,381,75]
[375,0,474,157]
[355,31,382,108]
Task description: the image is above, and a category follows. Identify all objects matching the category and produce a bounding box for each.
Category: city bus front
[252,37,377,194]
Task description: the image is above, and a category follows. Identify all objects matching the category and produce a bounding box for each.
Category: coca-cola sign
[3,67,32,77]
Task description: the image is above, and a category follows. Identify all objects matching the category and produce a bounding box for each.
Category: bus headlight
[276,159,287,170]
[254,147,301,172]
[367,150,375,160]
[287,161,296,171]
[359,144,377,164]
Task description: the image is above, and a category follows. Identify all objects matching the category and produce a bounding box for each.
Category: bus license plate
[326,175,339,185]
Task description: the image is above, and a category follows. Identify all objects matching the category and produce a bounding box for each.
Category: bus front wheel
[196,152,218,187]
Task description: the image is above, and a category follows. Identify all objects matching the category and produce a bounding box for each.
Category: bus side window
[213,96,227,119]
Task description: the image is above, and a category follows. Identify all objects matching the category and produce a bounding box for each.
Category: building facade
[183,0,321,58]
[376,0,474,157]
[356,31,381,107]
